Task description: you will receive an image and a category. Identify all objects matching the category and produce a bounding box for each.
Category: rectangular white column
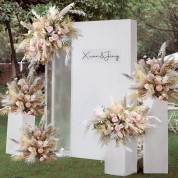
[105,139,137,176]
[71,20,137,160]
[6,112,35,155]
[143,98,168,173]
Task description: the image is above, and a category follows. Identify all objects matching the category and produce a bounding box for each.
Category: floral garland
[0,77,45,116]
[86,98,150,146]
[124,43,178,101]
[17,3,84,65]
[12,123,58,163]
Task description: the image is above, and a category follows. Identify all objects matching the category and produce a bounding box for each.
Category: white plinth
[6,112,35,155]
[143,98,168,173]
[105,139,137,176]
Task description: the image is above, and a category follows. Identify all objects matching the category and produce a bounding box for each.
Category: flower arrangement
[124,43,178,101]
[11,122,58,163]
[16,3,84,65]
[86,98,150,146]
[0,77,45,116]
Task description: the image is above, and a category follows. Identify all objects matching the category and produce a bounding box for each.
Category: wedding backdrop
[0,1,178,178]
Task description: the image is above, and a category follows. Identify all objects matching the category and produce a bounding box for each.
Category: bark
[5,20,20,78]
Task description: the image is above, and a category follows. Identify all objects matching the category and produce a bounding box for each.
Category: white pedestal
[6,112,35,155]
[105,139,137,176]
[143,98,168,173]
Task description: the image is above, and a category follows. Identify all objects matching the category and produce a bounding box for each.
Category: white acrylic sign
[70,20,137,160]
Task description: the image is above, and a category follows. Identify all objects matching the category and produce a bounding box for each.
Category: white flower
[43,141,49,147]
[26,154,36,163]
[37,141,43,146]
[30,95,36,101]
[155,76,162,82]
[95,107,106,118]
[144,83,150,89]
[162,76,169,84]
[25,95,31,100]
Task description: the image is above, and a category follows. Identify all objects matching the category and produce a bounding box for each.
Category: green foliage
[127,0,178,57]
[53,0,129,21]
[0,0,17,22]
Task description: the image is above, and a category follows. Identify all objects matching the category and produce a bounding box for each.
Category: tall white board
[71,20,137,160]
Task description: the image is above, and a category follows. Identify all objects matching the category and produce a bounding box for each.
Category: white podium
[6,112,35,155]
[143,98,168,173]
[105,139,137,176]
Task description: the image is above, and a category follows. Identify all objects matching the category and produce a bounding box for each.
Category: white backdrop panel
[71,20,137,160]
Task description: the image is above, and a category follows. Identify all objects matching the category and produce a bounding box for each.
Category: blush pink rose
[49,37,54,42]
[52,33,59,41]
[46,26,53,33]
[38,41,43,47]
[18,93,24,99]
[45,22,50,27]
[152,63,160,71]
[111,116,118,122]
[34,130,41,137]
[38,148,44,154]
[27,111,32,115]
[15,101,20,106]
[158,95,164,100]
[25,102,31,108]
[30,45,36,52]
[115,124,124,132]
[156,85,163,92]
[144,83,150,89]
[22,84,29,91]
[147,73,154,81]
[40,157,45,161]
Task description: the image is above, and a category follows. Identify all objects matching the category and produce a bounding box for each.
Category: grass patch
[0,115,178,178]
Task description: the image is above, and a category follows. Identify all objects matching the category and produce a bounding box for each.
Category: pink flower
[18,93,24,99]
[46,26,53,33]
[38,41,43,47]
[45,22,50,27]
[147,73,154,81]
[52,33,59,41]
[30,45,36,52]
[115,124,124,132]
[34,130,41,137]
[28,111,32,115]
[30,138,36,145]
[25,102,31,108]
[31,109,35,113]
[49,37,54,42]
[22,84,29,91]
[38,148,44,154]
[158,95,164,100]
[129,112,141,122]
[40,157,45,161]
[156,85,163,92]
[111,116,118,122]
[15,101,20,106]
[144,83,150,89]
[152,63,160,71]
